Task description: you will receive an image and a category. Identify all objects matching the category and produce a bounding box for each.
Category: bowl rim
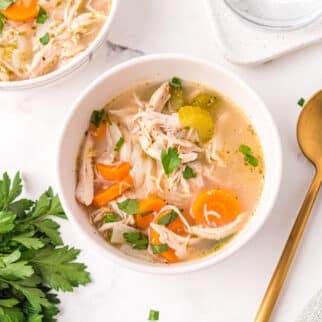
[0,0,119,90]
[56,53,283,274]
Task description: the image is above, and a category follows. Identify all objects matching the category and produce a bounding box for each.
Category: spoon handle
[255,171,322,322]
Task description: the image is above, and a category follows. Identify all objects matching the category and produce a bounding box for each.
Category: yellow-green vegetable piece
[170,87,185,110]
[191,93,217,109]
[178,106,214,142]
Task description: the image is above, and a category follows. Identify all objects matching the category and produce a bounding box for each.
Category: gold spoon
[255,91,322,322]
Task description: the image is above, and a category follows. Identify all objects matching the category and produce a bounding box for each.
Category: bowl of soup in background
[56,54,282,274]
[0,0,119,90]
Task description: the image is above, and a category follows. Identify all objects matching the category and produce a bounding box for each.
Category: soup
[75,78,264,264]
[0,0,112,81]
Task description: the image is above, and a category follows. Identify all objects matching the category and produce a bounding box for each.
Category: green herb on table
[114,136,125,152]
[239,144,258,167]
[0,0,14,10]
[39,32,49,45]
[148,309,160,321]
[104,213,120,223]
[161,147,181,176]
[183,166,197,179]
[37,7,48,24]
[157,210,178,225]
[123,232,148,250]
[297,97,305,107]
[151,244,169,254]
[0,172,90,321]
[117,198,139,215]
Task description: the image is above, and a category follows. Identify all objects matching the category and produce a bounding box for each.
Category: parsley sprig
[0,172,90,321]
[161,147,181,176]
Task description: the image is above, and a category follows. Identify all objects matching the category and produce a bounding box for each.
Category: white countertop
[1,1,322,321]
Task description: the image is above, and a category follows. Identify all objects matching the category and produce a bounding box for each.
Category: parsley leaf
[117,199,139,215]
[114,137,124,152]
[239,144,259,167]
[161,147,181,176]
[0,172,90,320]
[151,244,168,254]
[297,97,305,107]
[170,77,182,88]
[0,0,14,10]
[157,210,178,225]
[183,166,197,179]
[36,7,48,24]
[104,213,120,223]
[90,109,104,127]
[0,13,6,34]
[148,309,160,321]
[39,32,50,45]
[123,232,148,250]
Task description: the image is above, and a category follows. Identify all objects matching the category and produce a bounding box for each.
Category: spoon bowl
[297,90,322,168]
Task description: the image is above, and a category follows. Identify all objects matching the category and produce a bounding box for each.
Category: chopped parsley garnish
[148,309,160,321]
[161,147,181,176]
[183,166,197,179]
[104,213,120,223]
[170,77,182,88]
[39,32,50,45]
[0,13,5,34]
[114,137,125,152]
[297,97,305,107]
[37,7,48,24]
[117,199,139,215]
[151,244,169,254]
[239,144,258,167]
[123,232,148,250]
[90,109,104,127]
[139,210,154,217]
[157,210,178,225]
[0,0,14,10]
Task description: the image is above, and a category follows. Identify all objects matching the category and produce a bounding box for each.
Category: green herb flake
[104,213,120,223]
[37,7,48,24]
[117,199,139,215]
[157,210,178,225]
[123,232,148,250]
[114,137,125,152]
[148,309,160,321]
[170,77,182,89]
[139,210,154,217]
[90,109,104,128]
[297,97,305,107]
[161,147,181,176]
[239,144,258,167]
[0,0,14,10]
[151,244,169,254]
[183,166,197,179]
[39,32,50,45]
[0,13,6,34]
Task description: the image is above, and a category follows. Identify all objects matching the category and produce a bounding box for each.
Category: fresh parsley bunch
[0,172,91,321]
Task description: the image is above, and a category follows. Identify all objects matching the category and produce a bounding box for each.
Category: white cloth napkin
[296,290,322,322]
[204,0,322,65]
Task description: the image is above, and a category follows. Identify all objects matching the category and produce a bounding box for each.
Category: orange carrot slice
[135,197,166,230]
[93,122,107,139]
[149,209,193,263]
[92,175,133,208]
[1,0,39,21]
[192,188,240,227]
[96,162,131,181]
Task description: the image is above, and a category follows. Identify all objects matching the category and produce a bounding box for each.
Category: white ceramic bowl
[0,0,118,90]
[57,54,282,274]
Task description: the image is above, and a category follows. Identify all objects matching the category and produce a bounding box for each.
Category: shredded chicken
[0,0,111,81]
[148,82,170,112]
[75,134,94,206]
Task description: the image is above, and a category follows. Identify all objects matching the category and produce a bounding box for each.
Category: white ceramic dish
[56,54,282,274]
[0,0,119,90]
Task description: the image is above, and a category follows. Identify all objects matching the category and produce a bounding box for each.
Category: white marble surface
[1,0,322,321]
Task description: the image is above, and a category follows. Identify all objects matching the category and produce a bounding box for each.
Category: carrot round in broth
[1,0,39,21]
[96,162,131,181]
[135,197,166,230]
[192,188,240,227]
